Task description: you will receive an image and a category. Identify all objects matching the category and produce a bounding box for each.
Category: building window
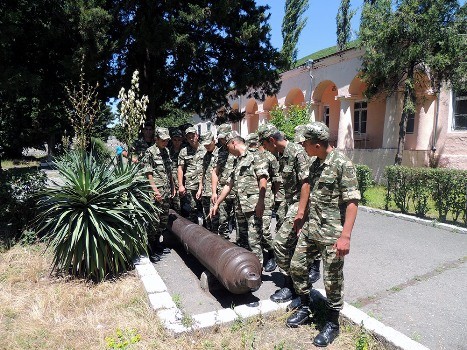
[207,122,211,131]
[453,90,467,131]
[197,124,202,135]
[353,101,367,134]
[406,114,415,134]
[323,106,330,127]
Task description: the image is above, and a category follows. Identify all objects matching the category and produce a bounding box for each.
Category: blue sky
[256,0,365,59]
[256,0,466,60]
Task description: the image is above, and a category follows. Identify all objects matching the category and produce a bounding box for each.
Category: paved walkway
[154,208,466,350]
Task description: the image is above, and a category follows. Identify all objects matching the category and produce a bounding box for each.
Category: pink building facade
[230,47,467,180]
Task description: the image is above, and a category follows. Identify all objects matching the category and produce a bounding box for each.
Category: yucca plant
[35,150,158,281]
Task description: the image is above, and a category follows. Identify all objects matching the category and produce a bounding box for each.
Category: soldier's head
[216,123,232,146]
[245,132,259,149]
[169,128,183,149]
[224,131,245,156]
[301,122,330,158]
[201,131,216,152]
[142,121,154,142]
[155,127,170,148]
[185,126,199,147]
[257,123,284,153]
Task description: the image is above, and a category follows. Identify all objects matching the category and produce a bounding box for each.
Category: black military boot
[263,250,277,272]
[308,259,321,284]
[270,276,295,303]
[313,309,340,347]
[286,295,310,327]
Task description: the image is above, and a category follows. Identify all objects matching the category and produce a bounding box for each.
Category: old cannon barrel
[167,210,262,294]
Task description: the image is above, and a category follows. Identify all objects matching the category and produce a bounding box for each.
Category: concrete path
[155,208,467,350]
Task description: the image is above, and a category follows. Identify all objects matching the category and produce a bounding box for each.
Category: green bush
[34,151,158,281]
[384,166,467,223]
[91,137,112,161]
[269,104,311,140]
[355,164,373,205]
[0,168,47,244]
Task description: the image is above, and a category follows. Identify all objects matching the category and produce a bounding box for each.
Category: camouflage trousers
[201,196,219,232]
[183,189,202,224]
[273,201,299,276]
[170,192,181,213]
[290,225,345,311]
[261,210,274,252]
[236,209,264,264]
[218,195,235,240]
[148,199,170,245]
[274,200,286,232]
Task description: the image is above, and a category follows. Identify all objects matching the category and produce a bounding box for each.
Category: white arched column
[257,111,270,126]
[336,97,355,149]
[240,116,249,138]
[310,102,320,122]
[382,92,403,148]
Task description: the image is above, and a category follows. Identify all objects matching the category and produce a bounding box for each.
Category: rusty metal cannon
[167,210,262,294]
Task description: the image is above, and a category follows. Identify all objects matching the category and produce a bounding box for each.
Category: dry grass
[0,244,388,350]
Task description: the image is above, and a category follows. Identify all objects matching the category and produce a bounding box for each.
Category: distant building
[229,44,467,180]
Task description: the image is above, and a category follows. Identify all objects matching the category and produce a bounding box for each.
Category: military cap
[200,131,215,146]
[294,125,307,143]
[170,128,183,138]
[245,132,259,146]
[257,123,279,141]
[303,122,330,142]
[155,127,171,140]
[185,126,197,134]
[217,123,232,139]
[224,130,242,144]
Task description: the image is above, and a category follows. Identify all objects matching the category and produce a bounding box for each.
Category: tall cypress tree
[281,0,309,70]
[336,0,355,51]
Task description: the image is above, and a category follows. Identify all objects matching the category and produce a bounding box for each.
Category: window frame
[353,101,368,135]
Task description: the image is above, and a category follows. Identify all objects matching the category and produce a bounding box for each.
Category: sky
[255,0,365,59]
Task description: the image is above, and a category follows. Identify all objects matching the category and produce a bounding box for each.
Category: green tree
[359,0,466,165]
[0,0,116,158]
[111,1,284,121]
[336,0,356,51]
[281,0,310,70]
[269,104,311,140]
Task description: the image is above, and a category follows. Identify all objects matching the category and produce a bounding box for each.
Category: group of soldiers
[123,119,360,348]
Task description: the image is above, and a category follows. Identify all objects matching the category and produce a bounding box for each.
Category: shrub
[34,151,158,281]
[355,164,373,205]
[0,168,47,244]
[91,137,112,161]
[269,104,311,140]
[384,166,411,213]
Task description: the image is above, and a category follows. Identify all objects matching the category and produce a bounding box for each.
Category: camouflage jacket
[229,149,269,214]
[277,142,310,204]
[201,146,218,197]
[213,145,236,198]
[142,145,173,199]
[132,138,154,161]
[169,145,181,187]
[257,149,281,213]
[307,149,361,244]
[178,144,206,190]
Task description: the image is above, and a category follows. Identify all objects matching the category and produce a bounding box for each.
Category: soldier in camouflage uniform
[253,133,282,272]
[287,122,360,347]
[121,121,155,163]
[210,131,270,264]
[178,126,206,223]
[257,123,310,303]
[196,131,219,232]
[211,124,237,241]
[294,125,322,286]
[143,127,174,263]
[168,128,184,213]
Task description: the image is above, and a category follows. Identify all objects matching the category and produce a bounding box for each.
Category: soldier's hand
[333,236,350,257]
[179,185,186,197]
[210,205,218,217]
[255,201,265,218]
[196,189,202,200]
[293,213,305,235]
[154,192,163,203]
[211,193,218,205]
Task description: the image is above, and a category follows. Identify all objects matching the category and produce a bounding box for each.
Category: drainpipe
[431,91,440,152]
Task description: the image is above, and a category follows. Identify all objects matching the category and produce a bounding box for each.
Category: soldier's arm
[210,179,233,217]
[146,173,162,203]
[255,176,267,217]
[334,200,358,257]
[293,150,311,234]
[211,165,220,204]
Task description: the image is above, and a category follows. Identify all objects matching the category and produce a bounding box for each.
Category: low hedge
[385,166,467,224]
